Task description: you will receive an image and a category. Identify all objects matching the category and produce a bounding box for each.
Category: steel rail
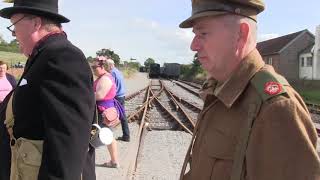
[125,86,148,101]
[177,80,202,89]
[127,80,163,123]
[166,88,202,113]
[162,84,196,128]
[149,87,193,135]
[174,81,200,97]
[126,86,151,179]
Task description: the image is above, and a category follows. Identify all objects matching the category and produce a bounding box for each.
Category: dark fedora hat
[0,0,70,23]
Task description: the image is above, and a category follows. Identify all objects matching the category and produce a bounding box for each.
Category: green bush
[121,68,137,79]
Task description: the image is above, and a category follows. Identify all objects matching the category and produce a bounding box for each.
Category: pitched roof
[257,30,306,55]
[300,44,314,54]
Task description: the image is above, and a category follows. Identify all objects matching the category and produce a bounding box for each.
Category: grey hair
[220,15,257,51]
[23,14,62,32]
[40,17,62,32]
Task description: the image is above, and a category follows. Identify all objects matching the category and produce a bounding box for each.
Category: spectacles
[6,15,27,35]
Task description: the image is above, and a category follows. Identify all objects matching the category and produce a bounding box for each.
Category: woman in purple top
[92,56,124,168]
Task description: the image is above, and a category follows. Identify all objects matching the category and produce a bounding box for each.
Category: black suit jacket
[1,33,96,180]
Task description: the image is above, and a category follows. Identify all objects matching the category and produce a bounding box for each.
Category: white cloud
[258,33,280,42]
[176,29,193,44]
[98,17,195,65]
[132,18,159,29]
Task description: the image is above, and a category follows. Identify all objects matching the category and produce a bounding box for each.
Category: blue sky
[0,0,319,65]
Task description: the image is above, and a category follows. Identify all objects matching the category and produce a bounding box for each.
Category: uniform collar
[213,49,265,108]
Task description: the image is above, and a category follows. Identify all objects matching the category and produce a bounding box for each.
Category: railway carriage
[162,63,181,79]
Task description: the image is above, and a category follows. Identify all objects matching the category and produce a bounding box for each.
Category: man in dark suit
[0,0,96,179]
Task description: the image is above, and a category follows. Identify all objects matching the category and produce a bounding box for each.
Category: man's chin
[19,47,29,57]
[200,64,210,73]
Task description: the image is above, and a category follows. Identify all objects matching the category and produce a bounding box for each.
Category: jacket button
[22,153,27,158]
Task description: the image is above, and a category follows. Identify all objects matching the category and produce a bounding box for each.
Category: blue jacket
[111,68,126,97]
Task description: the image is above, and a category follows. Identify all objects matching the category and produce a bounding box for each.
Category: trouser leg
[115,96,130,139]
[10,142,18,180]
[82,146,96,180]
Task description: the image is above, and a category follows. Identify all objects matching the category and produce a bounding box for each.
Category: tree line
[0,36,20,53]
[87,49,203,78]
[0,34,204,80]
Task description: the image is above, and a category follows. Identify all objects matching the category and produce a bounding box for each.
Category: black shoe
[117,136,130,142]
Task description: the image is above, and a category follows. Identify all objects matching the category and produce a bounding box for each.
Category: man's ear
[237,22,249,50]
[33,17,42,30]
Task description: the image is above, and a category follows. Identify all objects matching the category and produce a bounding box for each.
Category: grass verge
[299,90,320,104]
[0,51,26,65]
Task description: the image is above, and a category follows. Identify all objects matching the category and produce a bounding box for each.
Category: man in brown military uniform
[179,0,320,180]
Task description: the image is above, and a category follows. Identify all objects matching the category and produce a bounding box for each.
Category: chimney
[314,25,320,79]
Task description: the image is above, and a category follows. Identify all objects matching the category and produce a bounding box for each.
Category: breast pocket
[204,128,235,180]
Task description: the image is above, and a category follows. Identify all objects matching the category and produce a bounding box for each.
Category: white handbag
[90,123,113,148]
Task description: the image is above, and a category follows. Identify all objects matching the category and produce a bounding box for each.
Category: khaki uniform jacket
[182,49,320,180]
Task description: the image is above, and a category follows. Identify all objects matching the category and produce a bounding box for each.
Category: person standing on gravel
[106,58,131,142]
[0,0,96,179]
[179,0,320,179]
[92,56,122,168]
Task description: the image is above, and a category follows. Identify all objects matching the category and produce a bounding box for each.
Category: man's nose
[190,36,200,51]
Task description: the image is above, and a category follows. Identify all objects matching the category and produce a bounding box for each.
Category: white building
[299,25,320,80]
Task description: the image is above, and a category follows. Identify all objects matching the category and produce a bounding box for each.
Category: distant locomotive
[162,63,181,79]
[149,63,161,78]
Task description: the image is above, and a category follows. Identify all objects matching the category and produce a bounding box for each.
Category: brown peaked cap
[180,0,265,28]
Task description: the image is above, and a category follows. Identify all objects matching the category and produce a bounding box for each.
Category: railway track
[125,88,149,123]
[174,80,200,98]
[126,79,201,179]
[177,80,202,89]
[163,80,203,109]
[164,86,200,124]
[134,80,195,134]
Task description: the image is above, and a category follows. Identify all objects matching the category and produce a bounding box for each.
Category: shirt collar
[213,49,265,108]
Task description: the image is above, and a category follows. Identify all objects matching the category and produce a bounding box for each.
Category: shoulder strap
[250,70,288,101]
